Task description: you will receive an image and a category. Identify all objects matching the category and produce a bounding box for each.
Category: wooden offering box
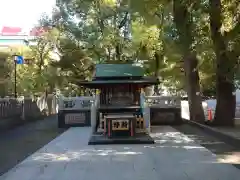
[105,114,136,138]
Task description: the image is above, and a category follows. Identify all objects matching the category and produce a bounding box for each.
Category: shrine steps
[88,133,154,145]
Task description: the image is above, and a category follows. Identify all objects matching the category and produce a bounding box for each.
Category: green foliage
[3,0,236,98]
[0,40,62,96]
[0,51,11,97]
[44,0,195,93]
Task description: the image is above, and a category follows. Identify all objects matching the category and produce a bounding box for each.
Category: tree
[0,51,11,97]
[0,41,61,96]
[208,0,240,126]
[37,0,218,109]
[28,28,58,72]
[51,0,134,63]
[173,0,206,123]
[127,0,205,122]
[127,0,240,125]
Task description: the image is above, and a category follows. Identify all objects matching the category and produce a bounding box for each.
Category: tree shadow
[173,124,240,169]
[23,126,240,168]
[2,126,240,179]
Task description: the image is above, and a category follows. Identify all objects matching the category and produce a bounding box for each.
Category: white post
[21,97,25,120]
[144,106,151,134]
[141,93,151,134]
[91,94,99,133]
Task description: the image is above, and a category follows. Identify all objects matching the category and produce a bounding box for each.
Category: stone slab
[88,133,154,145]
[1,126,240,180]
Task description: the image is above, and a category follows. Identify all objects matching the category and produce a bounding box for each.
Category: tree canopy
[1,0,239,125]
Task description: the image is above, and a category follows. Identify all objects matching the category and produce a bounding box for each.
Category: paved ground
[0,116,65,176]
[174,125,240,169]
[1,126,240,180]
[214,125,240,140]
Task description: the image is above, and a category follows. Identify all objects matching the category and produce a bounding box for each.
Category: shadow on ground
[174,124,240,169]
[1,126,240,180]
[0,116,65,176]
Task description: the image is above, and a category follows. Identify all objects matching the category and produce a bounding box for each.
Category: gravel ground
[0,116,65,176]
[174,124,240,169]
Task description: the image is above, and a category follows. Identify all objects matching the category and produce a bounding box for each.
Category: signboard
[112,119,129,130]
[13,56,33,65]
[65,113,86,124]
[15,56,24,64]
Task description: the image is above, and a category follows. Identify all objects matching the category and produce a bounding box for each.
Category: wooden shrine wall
[99,85,140,106]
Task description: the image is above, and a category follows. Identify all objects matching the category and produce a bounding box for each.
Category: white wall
[236,89,240,103]
[181,101,208,120]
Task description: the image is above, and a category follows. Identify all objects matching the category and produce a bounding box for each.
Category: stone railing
[145,95,181,108]
[0,98,23,119]
[57,96,97,128]
[0,96,58,130]
[58,96,94,111]
[142,95,182,126]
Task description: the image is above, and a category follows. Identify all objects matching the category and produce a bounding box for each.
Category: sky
[0,0,55,31]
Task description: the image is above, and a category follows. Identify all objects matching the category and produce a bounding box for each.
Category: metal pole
[14,56,17,98]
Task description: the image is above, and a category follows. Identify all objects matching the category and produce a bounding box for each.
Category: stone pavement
[174,124,240,168]
[185,120,240,150]
[1,126,240,180]
[214,125,240,140]
[0,116,65,175]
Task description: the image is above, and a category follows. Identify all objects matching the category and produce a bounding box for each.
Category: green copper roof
[95,64,144,77]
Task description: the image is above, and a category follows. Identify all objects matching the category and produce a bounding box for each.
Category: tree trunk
[173,0,205,123]
[213,72,236,126]
[209,0,236,126]
[184,54,205,123]
[154,52,160,95]
[212,41,236,126]
[115,44,121,61]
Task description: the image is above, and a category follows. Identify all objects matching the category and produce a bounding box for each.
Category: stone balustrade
[57,96,97,128]
[0,95,58,130]
[143,95,182,125]
[145,95,181,108]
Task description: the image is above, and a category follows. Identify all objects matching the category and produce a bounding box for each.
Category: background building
[0,26,46,48]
